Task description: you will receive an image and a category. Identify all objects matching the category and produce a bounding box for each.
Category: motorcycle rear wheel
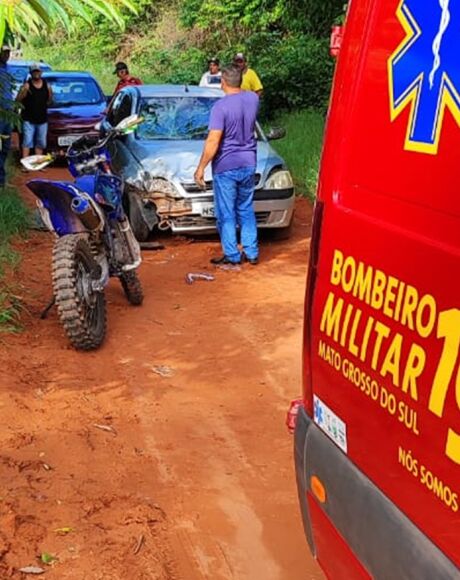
[52,234,107,350]
[119,270,144,306]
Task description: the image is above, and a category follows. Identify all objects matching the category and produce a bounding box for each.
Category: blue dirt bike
[22,115,144,351]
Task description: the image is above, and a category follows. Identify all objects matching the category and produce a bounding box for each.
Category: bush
[249,33,333,117]
[0,186,29,242]
[0,186,29,331]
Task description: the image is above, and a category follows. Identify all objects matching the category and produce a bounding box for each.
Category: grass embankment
[24,40,153,95]
[270,109,325,202]
[0,183,29,331]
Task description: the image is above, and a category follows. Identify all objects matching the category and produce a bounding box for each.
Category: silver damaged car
[102,85,295,241]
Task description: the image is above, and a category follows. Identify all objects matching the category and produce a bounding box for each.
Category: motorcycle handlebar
[66,129,117,159]
[67,117,143,159]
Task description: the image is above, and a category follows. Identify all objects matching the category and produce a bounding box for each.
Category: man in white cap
[199,57,222,88]
[0,44,12,188]
[16,63,53,159]
[233,52,263,96]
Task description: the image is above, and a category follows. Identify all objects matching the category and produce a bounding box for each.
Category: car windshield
[47,78,104,106]
[8,64,52,91]
[137,96,220,140]
[8,65,29,85]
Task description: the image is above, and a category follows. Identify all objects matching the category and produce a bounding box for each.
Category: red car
[42,71,107,153]
[292,0,460,578]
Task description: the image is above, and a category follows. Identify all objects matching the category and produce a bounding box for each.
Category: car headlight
[265,170,293,190]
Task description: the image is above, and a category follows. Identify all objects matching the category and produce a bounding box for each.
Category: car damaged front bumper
[130,178,295,234]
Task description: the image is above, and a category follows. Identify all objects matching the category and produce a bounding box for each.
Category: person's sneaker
[210,255,241,265]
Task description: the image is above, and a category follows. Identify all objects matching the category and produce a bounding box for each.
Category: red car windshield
[47,77,104,107]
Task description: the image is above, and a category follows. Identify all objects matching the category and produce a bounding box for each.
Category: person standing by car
[113,62,142,95]
[199,57,222,89]
[233,53,263,96]
[194,64,260,265]
[0,44,13,188]
[16,63,52,159]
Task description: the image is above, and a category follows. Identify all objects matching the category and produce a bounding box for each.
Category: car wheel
[127,193,151,242]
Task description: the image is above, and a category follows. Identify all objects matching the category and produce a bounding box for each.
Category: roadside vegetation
[269,109,325,201]
[0,179,29,331]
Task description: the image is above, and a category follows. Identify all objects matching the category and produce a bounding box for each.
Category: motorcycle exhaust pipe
[71,196,102,231]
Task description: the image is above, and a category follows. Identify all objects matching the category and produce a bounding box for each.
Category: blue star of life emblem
[388,0,460,154]
[314,398,324,426]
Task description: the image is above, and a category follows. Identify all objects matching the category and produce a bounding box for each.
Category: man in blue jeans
[194,64,260,265]
[16,64,52,160]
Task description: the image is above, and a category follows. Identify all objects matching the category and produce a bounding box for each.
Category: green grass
[269,109,325,201]
[24,35,163,95]
[0,185,29,243]
[0,184,29,331]
[0,291,23,333]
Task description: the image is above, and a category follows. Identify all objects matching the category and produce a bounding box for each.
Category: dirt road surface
[0,168,323,579]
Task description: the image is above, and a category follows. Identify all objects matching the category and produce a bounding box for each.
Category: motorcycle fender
[26,179,103,236]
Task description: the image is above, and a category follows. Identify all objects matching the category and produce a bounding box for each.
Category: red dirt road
[0,169,323,579]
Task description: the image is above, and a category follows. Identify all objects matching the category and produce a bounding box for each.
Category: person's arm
[16,82,29,102]
[194,129,223,188]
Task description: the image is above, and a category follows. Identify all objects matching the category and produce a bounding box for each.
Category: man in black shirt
[16,63,52,158]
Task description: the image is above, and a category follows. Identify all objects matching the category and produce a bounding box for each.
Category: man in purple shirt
[194,64,260,265]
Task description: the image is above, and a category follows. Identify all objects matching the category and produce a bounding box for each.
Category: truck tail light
[286,398,303,434]
[330,25,344,58]
[303,200,324,417]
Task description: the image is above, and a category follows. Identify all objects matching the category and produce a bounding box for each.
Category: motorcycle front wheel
[52,234,107,350]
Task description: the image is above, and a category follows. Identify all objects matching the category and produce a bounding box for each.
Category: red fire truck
[291,0,460,577]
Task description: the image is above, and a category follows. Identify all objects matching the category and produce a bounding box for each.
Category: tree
[0,0,136,45]
[0,0,136,127]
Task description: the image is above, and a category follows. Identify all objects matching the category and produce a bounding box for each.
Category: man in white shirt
[199,57,222,89]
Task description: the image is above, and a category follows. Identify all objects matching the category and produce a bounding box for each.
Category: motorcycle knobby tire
[119,270,144,306]
[52,234,107,350]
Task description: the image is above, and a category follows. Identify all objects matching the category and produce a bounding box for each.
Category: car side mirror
[99,119,112,136]
[266,127,286,141]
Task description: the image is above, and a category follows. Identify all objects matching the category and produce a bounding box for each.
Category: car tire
[127,193,150,242]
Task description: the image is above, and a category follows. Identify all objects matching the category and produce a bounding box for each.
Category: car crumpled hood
[127,139,282,185]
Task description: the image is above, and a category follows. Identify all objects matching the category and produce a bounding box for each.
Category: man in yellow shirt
[233,53,263,96]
